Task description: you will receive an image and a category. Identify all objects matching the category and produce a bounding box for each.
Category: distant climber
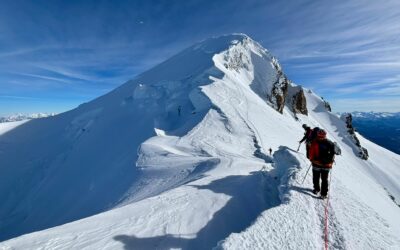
[269,148,272,155]
[299,124,313,157]
[308,129,336,199]
[178,105,182,116]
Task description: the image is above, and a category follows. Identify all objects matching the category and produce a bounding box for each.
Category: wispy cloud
[0,95,42,100]
[333,97,400,112]
[0,47,45,58]
[258,1,400,112]
[16,72,71,84]
[1,0,399,114]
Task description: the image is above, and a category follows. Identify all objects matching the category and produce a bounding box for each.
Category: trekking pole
[301,163,312,184]
[297,142,302,151]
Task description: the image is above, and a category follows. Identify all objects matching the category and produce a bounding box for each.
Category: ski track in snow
[1,34,400,250]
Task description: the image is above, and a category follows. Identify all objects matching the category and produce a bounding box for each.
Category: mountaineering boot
[320,194,328,199]
[312,189,320,195]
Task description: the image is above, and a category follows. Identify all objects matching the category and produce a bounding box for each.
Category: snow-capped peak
[1,34,399,249]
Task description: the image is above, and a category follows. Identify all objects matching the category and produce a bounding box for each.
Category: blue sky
[1,0,400,116]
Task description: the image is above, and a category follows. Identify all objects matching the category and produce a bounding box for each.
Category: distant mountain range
[349,112,400,154]
[0,113,56,123]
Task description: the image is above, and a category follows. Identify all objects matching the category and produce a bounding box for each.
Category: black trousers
[312,166,330,196]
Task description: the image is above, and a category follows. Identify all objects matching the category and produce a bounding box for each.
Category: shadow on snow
[113,146,302,250]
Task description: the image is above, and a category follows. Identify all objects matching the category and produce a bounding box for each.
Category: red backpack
[309,130,335,168]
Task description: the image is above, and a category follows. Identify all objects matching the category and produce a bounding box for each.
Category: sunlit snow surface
[1,34,399,249]
[0,120,29,135]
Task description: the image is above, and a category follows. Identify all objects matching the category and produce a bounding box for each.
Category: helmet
[317,129,327,139]
[302,124,308,129]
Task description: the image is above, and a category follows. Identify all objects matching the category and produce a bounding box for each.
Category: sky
[1,0,400,116]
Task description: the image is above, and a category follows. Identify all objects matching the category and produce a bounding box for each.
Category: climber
[269,148,272,155]
[308,129,335,199]
[178,105,182,116]
[299,124,313,157]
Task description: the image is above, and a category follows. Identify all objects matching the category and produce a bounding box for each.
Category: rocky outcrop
[292,89,308,115]
[321,97,332,112]
[341,113,369,160]
[223,50,250,72]
[268,58,308,117]
[270,58,289,113]
[220,39,305,117]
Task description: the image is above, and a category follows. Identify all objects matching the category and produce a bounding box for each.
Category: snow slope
[0,120,29,135]
[1,34,399,249]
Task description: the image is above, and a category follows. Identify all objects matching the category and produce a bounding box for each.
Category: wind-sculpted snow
[1,34,400,249]
[0,33,282,241]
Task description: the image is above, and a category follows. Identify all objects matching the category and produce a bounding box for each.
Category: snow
[1,34,399,249]
[0,113,55,123]
[0,120,29,135]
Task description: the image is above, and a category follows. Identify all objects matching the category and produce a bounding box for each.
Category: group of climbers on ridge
[299,124,338,199]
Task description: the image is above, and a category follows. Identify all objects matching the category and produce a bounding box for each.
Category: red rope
[324,170,333,250]
[324,197,329,250]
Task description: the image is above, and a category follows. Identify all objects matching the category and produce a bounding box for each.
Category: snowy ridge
[1,34,399,249]
[0,120,30,135]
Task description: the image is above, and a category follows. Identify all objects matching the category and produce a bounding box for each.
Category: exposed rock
[265,57,309,117]
[321,97,332,112]
[341,113,369,160]
[269,58,288,113]
[223,49,250,72]
[359,147,369,160]
[292,89,308,115]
